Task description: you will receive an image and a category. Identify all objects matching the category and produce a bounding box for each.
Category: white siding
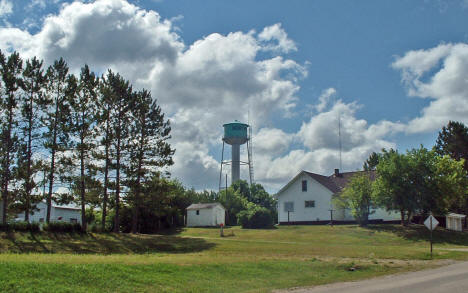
[213,206,225,226]
[446,215,465,232]
[187,206,226,227]
[187,208,211,227]
[277,173,337,223]
[15,202,81,224]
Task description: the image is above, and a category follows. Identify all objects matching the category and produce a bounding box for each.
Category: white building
[446,213,466,232]
[186,203,225,227]
[276,169,400,224]
[15,201,82,224]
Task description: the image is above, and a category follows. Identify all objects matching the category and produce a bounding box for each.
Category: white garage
[186,203,225,227]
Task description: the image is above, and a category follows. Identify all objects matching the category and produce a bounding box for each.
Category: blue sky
[1,0,468,192]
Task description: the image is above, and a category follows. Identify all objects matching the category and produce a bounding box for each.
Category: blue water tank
[223,121,248,145]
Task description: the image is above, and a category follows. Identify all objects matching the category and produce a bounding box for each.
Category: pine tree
[127,90,173,233]
[95,71,115,231]
[0,51,23,223]
[18,56,47,221]
[102,71,132,233]
[435,121,468,170]
[69,65,99,231]
[42,58,72,223]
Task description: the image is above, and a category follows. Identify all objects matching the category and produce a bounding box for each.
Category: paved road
[279,261,468,293]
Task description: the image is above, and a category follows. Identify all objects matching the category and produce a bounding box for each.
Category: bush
[0,222,40,232]
[237,205,274,229]
[43,222,83,233]
[0,223,12,232]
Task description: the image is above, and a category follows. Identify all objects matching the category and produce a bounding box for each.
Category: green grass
[0,224,467,292]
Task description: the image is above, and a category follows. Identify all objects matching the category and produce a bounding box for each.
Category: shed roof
[447,213,466,219]
[187,203,225,210]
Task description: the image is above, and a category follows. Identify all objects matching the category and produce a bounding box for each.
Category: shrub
[43,222,83,233]
[0,222,40,232]
[12,221,40,232]
[0,223,13,232]
[237,205,274,229]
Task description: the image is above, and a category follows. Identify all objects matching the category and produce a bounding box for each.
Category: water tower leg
[219,141,225,192]
[232,144,240,184]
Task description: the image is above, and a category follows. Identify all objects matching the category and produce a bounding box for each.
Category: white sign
[424,215,439,231]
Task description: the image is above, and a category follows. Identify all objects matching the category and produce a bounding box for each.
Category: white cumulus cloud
[393,43,468,133]
[0,0,12,17]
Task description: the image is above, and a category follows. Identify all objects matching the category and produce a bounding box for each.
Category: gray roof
[186,203,225,210]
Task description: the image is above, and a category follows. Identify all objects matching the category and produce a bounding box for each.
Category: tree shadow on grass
[1,231,216,254]
[366,224,468,246]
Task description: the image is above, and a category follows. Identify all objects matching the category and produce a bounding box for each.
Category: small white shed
[186,203,225,227]
[446,213,466,232]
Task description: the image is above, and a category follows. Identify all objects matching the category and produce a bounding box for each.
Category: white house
[276,169,400,224]
[15,201,82,224]
[186,203,225,227]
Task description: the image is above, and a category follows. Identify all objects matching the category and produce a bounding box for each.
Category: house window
[302,180,307,192]
[196,210,200,215]
[39,218,44,223]
[284,202,294,212]
[70,218,77,224]
[305,200,315,208]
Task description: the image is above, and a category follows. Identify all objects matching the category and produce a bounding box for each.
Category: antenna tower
[338,113,342,170]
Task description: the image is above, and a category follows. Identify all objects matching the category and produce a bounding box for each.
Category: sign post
[424,214,439,259]
[329,209,335,227]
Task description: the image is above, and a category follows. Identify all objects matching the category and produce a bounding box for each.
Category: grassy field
[0,225,467,292]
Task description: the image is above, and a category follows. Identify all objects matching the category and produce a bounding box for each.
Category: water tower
[219,120,254,190]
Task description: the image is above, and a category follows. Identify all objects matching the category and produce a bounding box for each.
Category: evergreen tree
[363,151,380,171]
[104,71,132,232]
[127,89,173,233]
[42,58,72,223]
[95,71,115,231]
[69,65,99,231]
[435,121,468,170]
[0,51,23,223]
[18,56,47,221]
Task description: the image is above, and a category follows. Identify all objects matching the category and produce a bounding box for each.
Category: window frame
[284,201,294,212]
[305,200,315,208]
[302,180,307,192]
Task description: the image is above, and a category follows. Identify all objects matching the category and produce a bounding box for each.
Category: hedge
[0,222,40,232]
[237,205,274,229]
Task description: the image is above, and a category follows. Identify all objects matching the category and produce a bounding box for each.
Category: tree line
[335,121,468,227]
[0,50,174,233]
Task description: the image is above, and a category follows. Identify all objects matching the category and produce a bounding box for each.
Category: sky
[1,0,468,193]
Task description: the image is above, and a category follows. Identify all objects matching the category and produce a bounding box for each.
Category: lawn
[0,225,467,292]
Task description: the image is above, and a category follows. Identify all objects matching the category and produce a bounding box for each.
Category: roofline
[275,170,307,196]
[54,206,81,210]
[186,203,225,210]
[276,170,337,196]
